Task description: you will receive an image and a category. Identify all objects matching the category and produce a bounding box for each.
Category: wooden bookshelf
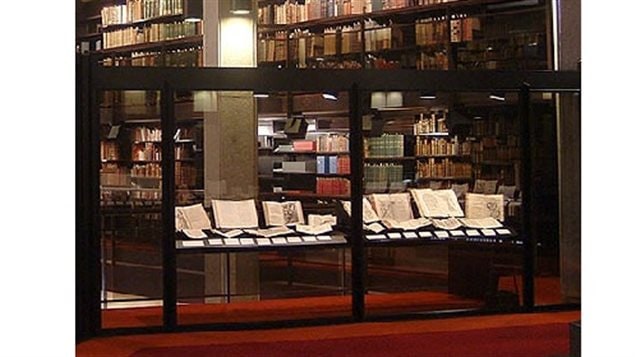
[256,0,549,71]
[98,35,203,54]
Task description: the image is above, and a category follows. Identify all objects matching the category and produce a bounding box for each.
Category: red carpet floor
[78,311,580,357]
[131,323,568,357]
[102,291,482,328]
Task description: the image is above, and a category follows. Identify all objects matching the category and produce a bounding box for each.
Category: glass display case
[79,65,580,333]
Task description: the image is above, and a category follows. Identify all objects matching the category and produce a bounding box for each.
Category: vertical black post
[77,52,101,341]
[88,55,103,337]
[161,82,177,330]
[349,83,365,321]
[360,21,366,68]
[519,83,535,309]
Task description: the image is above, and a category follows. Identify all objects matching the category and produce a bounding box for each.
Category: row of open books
[344,189,505,223]
[176,200,338,239]
[176,188,505,239]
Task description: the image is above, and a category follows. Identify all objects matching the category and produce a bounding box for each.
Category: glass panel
[99,90,163,328]
[531,91,580,306]
[174,90,351,325]
[361,90,525,317]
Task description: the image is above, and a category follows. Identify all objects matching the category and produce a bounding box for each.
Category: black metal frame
[77,56,580,339]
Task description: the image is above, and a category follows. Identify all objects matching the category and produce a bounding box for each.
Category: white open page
[295,223,333,235]
[432,217,463,230]
[370,193,414,222]
[308,214,337,227]
[411,189,464,218]
[263,201,305,226]
[465,193,505,222]
[383,217,432,230]
[341,198,380,223]
[211,199,259,229]
[177,204,212,230]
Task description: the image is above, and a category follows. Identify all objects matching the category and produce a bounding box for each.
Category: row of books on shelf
[417,50,448,70]
[415,17,447,46]
[133,126,162,142]
[175,161,197,187]
[316,134,349,152]
[101,141,120,161]
[364,163,404,184]
[364,134,404,157]
[101,189,162,205]
[416,159,472,178]
[415,136,471,156]
[132,142,162,161]
[316,177,351,195]
[103,21,200,49]
[101,0,184,27]
[317,155,351,174]
[257,32,288,63]
[472,146,520,162]
[414,112,448,134]
[258,0,366,26]
[175,145,194,160]
[132,163,162,178]
[472,119,520,137]
[257,0,463,26]
[478,136,520,149]
[341,24,363,53]
[101,164,131,186]
[364,20,393,51]
[102,47,203,67]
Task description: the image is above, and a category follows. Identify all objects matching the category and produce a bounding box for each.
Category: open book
[369,193,414,222]
[308,214,337,227]
[262,201,305,226]
[295,223,333,236]
[175,203,212,231]
[341,198,380,223]
[459,217,503,229]
[244,226,294,238]
[410,189,464,218]
[182,229,208,239]
[465,193,505,222]
[211,199,259,229]
[432,217,463,230]
[210,229,244,238]
[382,217,432,231]
[364,222,386,233]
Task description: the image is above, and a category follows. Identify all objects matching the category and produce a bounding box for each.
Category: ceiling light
[230,0,252,15]
[489,92,506,102]
[322,92,338,101]
[419,92,436,100]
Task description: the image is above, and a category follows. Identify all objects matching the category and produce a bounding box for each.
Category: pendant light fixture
[230,0,253,15]
[183,0,203,22]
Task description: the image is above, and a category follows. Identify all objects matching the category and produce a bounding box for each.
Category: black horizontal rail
[91,65,580,93]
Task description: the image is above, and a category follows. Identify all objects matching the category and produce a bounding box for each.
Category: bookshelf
[99,92,205,208]
[257,94,352,200]
[77,0,204,67]
[256,0,550,70]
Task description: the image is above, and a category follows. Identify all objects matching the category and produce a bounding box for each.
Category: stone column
[202,0,259,303]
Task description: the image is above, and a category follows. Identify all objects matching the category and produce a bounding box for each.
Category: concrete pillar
[555,0,581,303]
[201,0,259,303]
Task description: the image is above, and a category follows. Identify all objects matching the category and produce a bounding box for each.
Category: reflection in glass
[99,90,163,328]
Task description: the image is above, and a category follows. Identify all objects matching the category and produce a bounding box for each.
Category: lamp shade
[231,0,252,14]
[184,0,203,21]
